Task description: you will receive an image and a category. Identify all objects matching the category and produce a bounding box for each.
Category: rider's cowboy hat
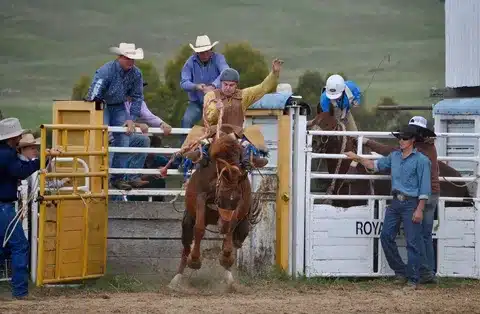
[392,125,423,141]
[109,43,144,60]
[0,118,27,141]
[17,133,40,148]
[189,35,219,53]
[408,116,437,138]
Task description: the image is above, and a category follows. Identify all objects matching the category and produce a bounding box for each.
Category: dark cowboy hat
[391,124,423,141]
[408,116,436,138]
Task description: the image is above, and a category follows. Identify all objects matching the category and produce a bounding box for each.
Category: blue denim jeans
[0,202,29,297]
[180,101,203,143]
[125,133,150,182]
[419,193,438,277]
[381,198,423,284]
[104,104,130,183]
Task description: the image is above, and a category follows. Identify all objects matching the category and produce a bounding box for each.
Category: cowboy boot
[251,156,268,168]
[184,150,201,161]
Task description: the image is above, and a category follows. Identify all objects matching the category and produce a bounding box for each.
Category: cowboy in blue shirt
[0,118,42,299]
[318,74,361,131]
[86,43,145,190]
[180,35,229,135]
[346,125,431,289]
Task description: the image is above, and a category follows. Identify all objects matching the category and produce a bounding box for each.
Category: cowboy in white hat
[0,118,40,299]
[85,42,146,190]
[317,74,362,131]
[362,115,438,285]
[180,35,230,137]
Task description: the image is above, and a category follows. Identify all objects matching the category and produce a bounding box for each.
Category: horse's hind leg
[169,210,195,289]
[187,194,206,270]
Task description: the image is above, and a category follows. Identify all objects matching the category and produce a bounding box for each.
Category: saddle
[181,124,267,153]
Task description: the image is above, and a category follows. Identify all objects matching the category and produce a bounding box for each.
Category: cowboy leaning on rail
[0,118,58,300]
[85,42,145,191]
[178,58,284,175]
[345,124,431,290]
[360,116,438,284]
[312,74,361,131]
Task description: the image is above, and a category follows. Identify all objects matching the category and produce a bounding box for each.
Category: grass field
[1,0,444,129]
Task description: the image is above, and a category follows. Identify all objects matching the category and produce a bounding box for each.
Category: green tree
[71,75,92,100]
[222,42,269,88]
[294,70,325,112]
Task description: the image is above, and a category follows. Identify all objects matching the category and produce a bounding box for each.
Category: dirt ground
[1,278,480,314]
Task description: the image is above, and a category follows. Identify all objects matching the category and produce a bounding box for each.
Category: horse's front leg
[187,193,206,270]
[220,227,235,288]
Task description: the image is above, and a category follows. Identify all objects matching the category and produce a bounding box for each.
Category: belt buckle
[397,194,405,201]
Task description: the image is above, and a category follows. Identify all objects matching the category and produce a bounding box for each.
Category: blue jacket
[86,60,144,121]
[319,80,361,113]
[0,142,40,202]
[180,53,229,104]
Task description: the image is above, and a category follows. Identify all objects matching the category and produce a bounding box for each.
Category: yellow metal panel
[36,101,109,286]
[276,114,291,271]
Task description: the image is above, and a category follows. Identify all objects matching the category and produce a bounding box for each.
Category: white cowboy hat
[18,133,40,148]
[276,83,293,94]
[189,35,219,53]
[109,43,144,60]
[409,116,436,138]
[0,118,27,141]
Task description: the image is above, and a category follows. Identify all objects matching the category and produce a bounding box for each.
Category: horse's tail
[249,175,277,225]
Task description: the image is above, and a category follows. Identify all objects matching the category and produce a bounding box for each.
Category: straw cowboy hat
[109,43,144,60]
[189,35,219,53]
[408,116,437,138]
[18,133,40,148]
[0,118,27,141]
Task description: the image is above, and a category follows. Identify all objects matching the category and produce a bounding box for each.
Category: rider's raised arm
[240,71,279,111]
[203,91,219,125]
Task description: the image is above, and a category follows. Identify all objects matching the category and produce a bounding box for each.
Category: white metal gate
[289,106,480,279]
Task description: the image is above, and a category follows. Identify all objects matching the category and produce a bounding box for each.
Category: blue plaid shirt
[86,60,144,121]
[374,149,431,199]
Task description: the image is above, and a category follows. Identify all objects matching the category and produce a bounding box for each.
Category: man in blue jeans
[346,124,431,289]
[86,42,145,191]
[180,35,229,139]
[0,118,43,299]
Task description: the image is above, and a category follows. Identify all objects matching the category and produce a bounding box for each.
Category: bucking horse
[168,123,263,290]
[309,104,472,208]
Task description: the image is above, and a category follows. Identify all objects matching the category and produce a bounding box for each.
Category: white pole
[291,106,307,278]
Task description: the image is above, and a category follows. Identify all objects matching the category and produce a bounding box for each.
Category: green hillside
[0,0,444,129]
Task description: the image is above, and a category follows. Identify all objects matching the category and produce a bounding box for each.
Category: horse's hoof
[219,253,235,269]
[168,274,184,291]
[224,270,236,292]
[187,255,202,270]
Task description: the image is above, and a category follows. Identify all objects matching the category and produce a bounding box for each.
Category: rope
[3,156,55,247]
[322,122,347,205]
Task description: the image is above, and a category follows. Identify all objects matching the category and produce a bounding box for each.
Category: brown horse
[169,124,260,290]
[309,107,472,208]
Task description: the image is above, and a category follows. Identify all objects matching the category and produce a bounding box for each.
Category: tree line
[71,41,414,135]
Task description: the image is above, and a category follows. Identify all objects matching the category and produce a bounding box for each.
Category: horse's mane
[210,134,242,165]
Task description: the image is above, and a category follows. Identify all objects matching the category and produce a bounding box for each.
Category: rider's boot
[251,156,268,168]
[183,149,201,161]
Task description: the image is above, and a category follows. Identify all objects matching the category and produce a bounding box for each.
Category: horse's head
[209,133,248,231]
[311,102,338,131]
